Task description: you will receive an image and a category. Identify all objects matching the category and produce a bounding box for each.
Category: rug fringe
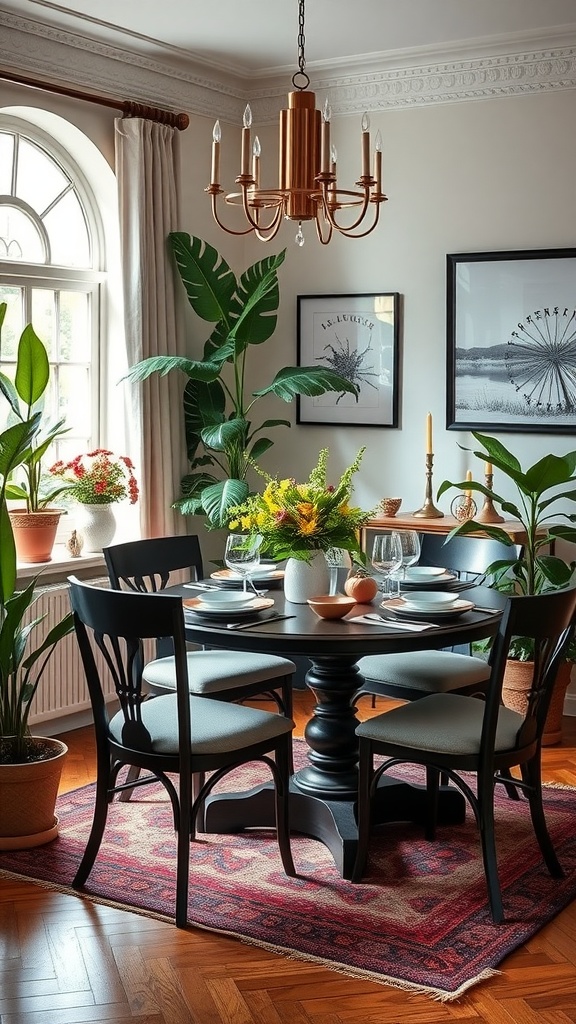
[0,866,500,1002]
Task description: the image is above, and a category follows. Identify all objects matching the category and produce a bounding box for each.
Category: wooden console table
[363,514,533,547]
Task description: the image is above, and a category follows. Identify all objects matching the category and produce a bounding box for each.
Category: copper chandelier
[206,0,387,245]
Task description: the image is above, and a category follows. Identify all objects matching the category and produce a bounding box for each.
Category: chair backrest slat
[104,536,204,593]
[420,534,523,577]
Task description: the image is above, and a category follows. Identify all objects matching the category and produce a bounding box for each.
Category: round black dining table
[178,584,506,879]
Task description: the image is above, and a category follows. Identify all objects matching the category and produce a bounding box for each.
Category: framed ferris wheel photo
[446,248,576,434]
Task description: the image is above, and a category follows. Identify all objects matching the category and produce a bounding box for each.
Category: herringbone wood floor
[2,692,576,1024]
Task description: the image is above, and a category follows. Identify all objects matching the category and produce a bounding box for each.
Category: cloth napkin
[346,615,436,631]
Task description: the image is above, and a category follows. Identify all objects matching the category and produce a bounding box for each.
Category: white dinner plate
[210,568,285,586]
[183,596,274,620]
[396,572,457,589]
[380,597,475,620]
[403,566,446,579]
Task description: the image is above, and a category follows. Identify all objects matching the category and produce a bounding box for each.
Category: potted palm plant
[1,315,72,562]
[126,234,358,528]
[0,302,75,848]
[438,431,576,743]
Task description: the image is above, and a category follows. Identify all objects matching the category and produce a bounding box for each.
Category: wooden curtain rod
[0,68,190,130]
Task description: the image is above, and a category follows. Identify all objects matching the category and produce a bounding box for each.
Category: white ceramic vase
[283,551,330,604]
[77,503,116,552]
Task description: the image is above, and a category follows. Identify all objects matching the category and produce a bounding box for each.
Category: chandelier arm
[240,188,285,235]
[321,186,372,232]
[327,203,382,239]
[210,194,257,236]
[314,213,333,245]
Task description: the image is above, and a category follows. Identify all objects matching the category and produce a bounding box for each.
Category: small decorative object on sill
[65,529,83,558]
[227,447,374,603]
[451,494,478,522]
[379,497,402,517]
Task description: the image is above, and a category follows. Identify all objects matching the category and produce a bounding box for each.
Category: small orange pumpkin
[344,567,379,603]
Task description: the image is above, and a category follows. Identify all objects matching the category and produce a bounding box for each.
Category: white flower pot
[77,503,116,552]
[284,551,330,604]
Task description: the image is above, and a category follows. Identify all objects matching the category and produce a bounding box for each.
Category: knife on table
[227,614,295,631]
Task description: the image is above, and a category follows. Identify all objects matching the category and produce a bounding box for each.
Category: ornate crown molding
[1,10,576,126]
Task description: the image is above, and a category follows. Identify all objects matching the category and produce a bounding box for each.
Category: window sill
[17,545,106,586]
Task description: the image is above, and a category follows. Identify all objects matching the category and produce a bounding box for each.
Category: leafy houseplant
[438,431,576,742]
[126,234,358,529]
[0,312,73,562]
[0,301,75,846]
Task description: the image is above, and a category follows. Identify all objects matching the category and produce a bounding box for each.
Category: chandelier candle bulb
[252,137,261,188]
[426,413,433,455]
[374,131,382,191]
[241,104,252,177]
[361,112,370,178]
[321,99,331,174]
[211,121,221,186]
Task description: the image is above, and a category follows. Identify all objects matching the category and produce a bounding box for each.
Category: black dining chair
[68,576,296,928]
[103,536,295,719]
[355,535,522,706]
[351,586,576,923]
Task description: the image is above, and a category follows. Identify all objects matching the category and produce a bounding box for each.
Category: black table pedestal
[203,653,466,878]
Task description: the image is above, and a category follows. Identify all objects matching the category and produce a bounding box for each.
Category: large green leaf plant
[127,234,359,528]
[0,303,74,763]
[438,430,576,660]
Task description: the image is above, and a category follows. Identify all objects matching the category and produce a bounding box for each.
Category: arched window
[0,120,102,460]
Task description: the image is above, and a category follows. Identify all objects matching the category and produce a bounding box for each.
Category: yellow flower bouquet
[228,447,372,563]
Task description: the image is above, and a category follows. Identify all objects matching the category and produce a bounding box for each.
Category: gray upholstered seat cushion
[358,650,491,693]
[109,694,293,755]
[143,650,295,694]
[356,692,523,756]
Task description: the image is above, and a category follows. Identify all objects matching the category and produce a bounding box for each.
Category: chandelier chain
[297,0,306,75]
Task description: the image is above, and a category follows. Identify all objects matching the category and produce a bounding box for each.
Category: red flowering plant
[50,449,139,505]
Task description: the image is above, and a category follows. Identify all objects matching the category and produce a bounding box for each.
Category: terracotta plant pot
[0,737,68,849]
[8,508,63,563]
[502,659,572,747]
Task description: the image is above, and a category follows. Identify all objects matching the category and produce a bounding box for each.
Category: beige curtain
[115,117,188,538]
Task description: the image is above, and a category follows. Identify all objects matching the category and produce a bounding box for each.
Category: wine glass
[224,533,262,593]
[398,530,421,581]
[371,532,403,596]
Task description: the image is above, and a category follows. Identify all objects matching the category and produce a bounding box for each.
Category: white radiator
[26,579,113,725]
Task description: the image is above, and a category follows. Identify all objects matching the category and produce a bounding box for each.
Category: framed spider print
[296,293,400,427]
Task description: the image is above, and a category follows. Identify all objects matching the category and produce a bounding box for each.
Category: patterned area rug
[1,741,576,1001]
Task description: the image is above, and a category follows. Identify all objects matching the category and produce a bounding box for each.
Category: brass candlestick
[475,472,505,524]
[413,453,444,518]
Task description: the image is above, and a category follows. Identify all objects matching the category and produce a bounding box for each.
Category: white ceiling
[3,0,576,78]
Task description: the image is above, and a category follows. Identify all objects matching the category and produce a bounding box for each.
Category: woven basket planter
[0,738,68,849]
[502,659,573,747]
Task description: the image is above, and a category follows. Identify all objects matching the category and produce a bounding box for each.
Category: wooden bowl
[380,497,402,517]
[307,595,357,620]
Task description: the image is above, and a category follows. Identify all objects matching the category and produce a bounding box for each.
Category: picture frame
[446,248,576,434]
[296,293,400,427]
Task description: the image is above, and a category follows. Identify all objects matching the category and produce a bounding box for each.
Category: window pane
[0,285,23,363]
[31,289,56,358]
[59,291,91,361]
[57,364,92,446]
[44,191,90,268]
[0,205,46,262]
[16,137,69,214]
[0,133,14,193]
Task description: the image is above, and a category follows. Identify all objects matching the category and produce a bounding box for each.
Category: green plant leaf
[255,366,359,402]
[202,478,250,528]
[538,487,576,512]
[444,518,515,547]
[0,500,16,604]
[169,233,236,323]
[524,454,575,494]
[14,325,50,407]
[230,251,286,351]
[201,418,247,453]
[248,437,274,460]
[471,431,522,474]
[126,355,221,384]
[535,554,574,587]
[21,612,74,671]
[548,524,576,544]
[0,370,21,419]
